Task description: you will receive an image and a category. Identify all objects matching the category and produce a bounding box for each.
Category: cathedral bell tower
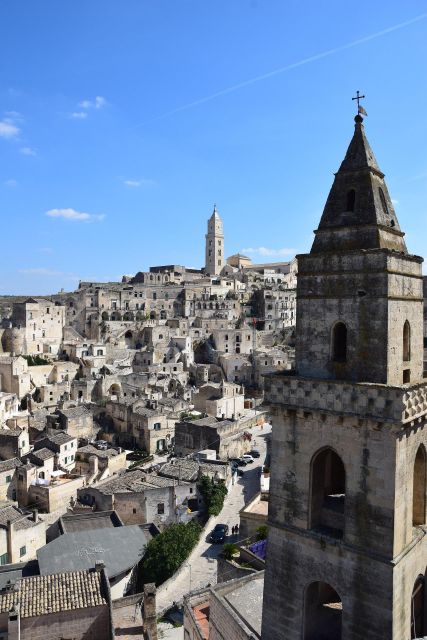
[261,111,427,640]
[205,205,225,276]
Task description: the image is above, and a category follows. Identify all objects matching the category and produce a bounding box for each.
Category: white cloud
[45,207,105,222]
[20,146,37,156]
[241,246,296,258]
[18,267,64,276]
[391,198,399,205]
[5,111,23,122]
[0,120,20,139]
[70,111,88,119]
[4,179,17,187]
[124,180,142,187]
[78,96,107,110]
[124,178,156,188]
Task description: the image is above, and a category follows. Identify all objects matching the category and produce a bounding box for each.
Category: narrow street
[156,423,271,615]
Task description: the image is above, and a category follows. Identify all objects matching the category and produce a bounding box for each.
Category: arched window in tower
[310,447,346,538]
[403,321,411,362]
[331,322,347,363]
[412,445,426,527]
[411,575,426,639]
[379,187,389,215]
[346,189,356,212]
[304,581,342,640]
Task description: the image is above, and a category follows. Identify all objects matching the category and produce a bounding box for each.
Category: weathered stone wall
[12,605,110,640]
[296,250,424,385]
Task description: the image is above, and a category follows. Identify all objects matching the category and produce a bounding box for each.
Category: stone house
[0,504,46,565]
[74,444,127,482]
[255,286,296,330]
[49,404,95,440]
[212,328,253,355]
[193,382,245,419]
[78,469,196,528]
[0,393,19,424]
[0,355,31,399]
[0,458,20,502]
[175,416,252,459]
[34,431,78,470]
[219,353,252,385]
[18,465,85,513]
[0,426,30,461]
[9,297,66,356]
[0,567,111,639]
[104,398,174,454]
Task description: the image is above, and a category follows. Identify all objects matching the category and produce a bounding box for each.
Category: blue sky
[1,0,426,294]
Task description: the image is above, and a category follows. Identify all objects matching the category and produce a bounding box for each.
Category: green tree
[198,475,228,516]
[222,543,239,560]
[256,524,268,541]
[140,520,201,586]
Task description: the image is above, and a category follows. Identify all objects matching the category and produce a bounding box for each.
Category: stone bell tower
[205,205,224,276]
[261,113,427,640]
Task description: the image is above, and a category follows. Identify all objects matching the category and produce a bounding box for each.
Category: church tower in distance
[205,205,224,276]
[261,113,427,640]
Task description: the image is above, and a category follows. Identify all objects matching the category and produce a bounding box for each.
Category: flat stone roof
[223,574,264,637]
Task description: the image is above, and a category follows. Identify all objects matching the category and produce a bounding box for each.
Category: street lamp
[184,561,192,593]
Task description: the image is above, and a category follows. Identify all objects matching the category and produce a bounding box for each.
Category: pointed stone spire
[311,115,407,254]
[210,203,220,220]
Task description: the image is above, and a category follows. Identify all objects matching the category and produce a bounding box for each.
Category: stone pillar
[143,583,158,640]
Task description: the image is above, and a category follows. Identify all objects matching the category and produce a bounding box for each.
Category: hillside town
[0,205,295,638]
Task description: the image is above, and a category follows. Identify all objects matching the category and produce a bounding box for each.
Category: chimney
[143,583,158,640]
[32,509,38,523]
[6,520,15,564]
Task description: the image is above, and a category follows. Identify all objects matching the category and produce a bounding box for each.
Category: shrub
[222,543,239,560]
[23,354,50,366]
[198,475,228,516]
[256,524,268,541]
[140,520,202,586]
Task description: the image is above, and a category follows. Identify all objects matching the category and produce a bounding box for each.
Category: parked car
[210,523,229,544]
[236,457,249,466]
[250,450,261,458]
[242,454,254,464]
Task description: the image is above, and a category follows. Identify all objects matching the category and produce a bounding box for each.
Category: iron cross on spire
[352,90,367,116]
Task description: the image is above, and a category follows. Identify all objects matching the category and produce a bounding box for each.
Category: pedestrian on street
[231,525,235,536]
[235,524,239,536]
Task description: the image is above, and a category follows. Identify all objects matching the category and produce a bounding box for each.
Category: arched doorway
[108,383,121,399]
[304,581,342,640]
[411,575,426,639]
[124,330,133,348]
[310,448,345,537]
[413,445,426,526]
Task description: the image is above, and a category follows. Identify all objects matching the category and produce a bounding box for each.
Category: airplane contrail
[135,12,427,127]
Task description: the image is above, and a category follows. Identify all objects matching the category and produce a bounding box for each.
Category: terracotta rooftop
[0,569,106,618]
[193,601,210,639]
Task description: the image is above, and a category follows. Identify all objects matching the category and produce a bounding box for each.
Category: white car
[242,454,254,464]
